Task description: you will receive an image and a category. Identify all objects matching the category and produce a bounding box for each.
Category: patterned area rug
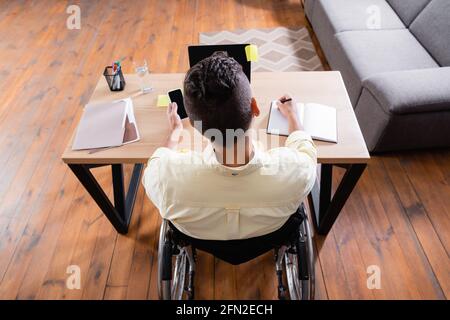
[199,27,323,72]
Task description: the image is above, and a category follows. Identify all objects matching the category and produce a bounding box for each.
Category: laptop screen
[188,44,251,82]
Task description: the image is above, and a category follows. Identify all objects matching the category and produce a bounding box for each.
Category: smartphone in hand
[168,89,188,119]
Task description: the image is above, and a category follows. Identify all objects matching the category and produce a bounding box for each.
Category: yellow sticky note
[245,44,259,62]
[157,94,170,107]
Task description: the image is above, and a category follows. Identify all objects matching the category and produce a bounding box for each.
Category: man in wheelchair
[142,52,317,300]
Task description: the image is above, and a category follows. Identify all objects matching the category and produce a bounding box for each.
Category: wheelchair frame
[157,204,315,300]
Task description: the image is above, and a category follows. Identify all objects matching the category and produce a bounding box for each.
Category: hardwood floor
[0,0,448,300]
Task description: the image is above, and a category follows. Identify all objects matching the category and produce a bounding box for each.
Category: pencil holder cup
[103,66,126,91]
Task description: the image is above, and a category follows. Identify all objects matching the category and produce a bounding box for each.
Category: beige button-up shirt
[142,131,317,240]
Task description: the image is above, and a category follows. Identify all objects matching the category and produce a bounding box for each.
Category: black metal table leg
[112,164,126,220]
[308,163,367,235]
[68,163,144,234]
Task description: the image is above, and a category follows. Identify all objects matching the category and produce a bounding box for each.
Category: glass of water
[133,59,153,94]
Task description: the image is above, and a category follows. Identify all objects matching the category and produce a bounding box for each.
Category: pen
[280,98,292,104]
[112,61,120,89]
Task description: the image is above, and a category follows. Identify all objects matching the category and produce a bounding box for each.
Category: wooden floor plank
[365,158,445,299]
[326,201,376,299]
[124,188,155,300]
[34,168,111,299]
[327,169,403,299]
[353,168,425,299]
[0,3,108,221]
[146,207,164,300]
[0,0,116,295]
[0,0,448,300]
[401,153,450,252]
[382,155,449,298]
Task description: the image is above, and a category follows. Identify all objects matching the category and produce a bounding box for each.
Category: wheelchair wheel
[284,215,315,300]
[157,220,195,300]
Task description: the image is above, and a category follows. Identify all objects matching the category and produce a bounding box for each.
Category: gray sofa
[304,0,450,152]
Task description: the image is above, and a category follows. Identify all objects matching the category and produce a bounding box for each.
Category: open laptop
[188,44,251,82]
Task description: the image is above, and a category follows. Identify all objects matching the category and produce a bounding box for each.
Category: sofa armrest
[304,0,316,20]
[362,67,450,115]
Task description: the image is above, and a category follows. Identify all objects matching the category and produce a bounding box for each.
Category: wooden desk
[62,72,370,235]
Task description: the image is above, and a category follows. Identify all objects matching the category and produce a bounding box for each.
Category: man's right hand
[276,94,304,133]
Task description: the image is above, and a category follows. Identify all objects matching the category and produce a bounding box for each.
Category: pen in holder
[103,66,126,91]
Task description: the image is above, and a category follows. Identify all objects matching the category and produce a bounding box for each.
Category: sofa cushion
[356,88,450,152]
[334,29,438,104]
[386,0,431,26]
[362,67,450,115]
[314,0,405,34]
[410,0,450,67]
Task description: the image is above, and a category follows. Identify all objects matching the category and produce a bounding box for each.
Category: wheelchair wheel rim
[157,220,169,299]
[171,250,187,300]
[304,216,315,299]
[285,253,301,300]
[284,215,315,300]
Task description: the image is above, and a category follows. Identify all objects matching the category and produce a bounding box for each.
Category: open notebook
[72,98,140,150]
[267,100,337,143]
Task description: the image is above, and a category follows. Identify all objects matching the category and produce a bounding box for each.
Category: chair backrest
[169,208,305,265]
